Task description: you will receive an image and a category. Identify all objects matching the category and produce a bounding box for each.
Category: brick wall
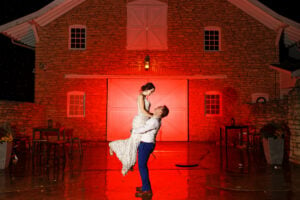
[248,99,289,132]
[34,0,279,141]
[0,101,45,138]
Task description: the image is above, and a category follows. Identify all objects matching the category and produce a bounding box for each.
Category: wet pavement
[0,142,299,200]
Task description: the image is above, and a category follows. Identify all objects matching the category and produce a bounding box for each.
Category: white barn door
[107,79,187,141]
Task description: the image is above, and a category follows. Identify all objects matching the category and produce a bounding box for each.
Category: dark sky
[0,0,299,102]
[0,0,54,102]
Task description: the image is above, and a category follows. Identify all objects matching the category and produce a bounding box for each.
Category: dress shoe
[130,166,134,171]
[136,186,142,191]
[135,190,153,197]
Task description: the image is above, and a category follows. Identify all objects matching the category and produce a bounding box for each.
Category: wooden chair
[32,130,48,162]
[248,126,262,151]
[44,128,67,165]
[65,128,82,157]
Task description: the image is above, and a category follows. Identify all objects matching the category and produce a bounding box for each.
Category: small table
[32,127,63,159]
[32,127,62,140]
[220,125,250,170]
[226,125,249,151]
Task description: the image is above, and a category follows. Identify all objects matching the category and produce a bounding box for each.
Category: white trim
[67,91,86,118]
[275,27,283,47]
[64,74,228,80]
[128,0,167,6]
[36,0,87,27]
[275,24,289,47]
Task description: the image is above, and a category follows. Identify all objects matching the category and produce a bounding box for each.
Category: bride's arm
[138,94,153,117]
[132,120,158,135]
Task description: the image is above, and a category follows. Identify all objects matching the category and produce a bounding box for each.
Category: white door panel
[107,79,187,141]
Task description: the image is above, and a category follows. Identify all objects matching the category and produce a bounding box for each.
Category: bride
[109,82,155,176]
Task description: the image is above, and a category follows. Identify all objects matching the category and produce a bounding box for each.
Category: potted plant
[260,120,289,165]
[0,123,14,169]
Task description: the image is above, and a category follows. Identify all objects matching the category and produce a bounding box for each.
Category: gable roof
[0,0,299,49]
[0,0,86,48]
[228,0,300,48]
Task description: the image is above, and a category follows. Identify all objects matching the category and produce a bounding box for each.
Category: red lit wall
[34,0,279,141]
[107,79,187,141]
[0,101,45,137]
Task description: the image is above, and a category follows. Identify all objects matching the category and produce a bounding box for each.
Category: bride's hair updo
[141,82,155,91]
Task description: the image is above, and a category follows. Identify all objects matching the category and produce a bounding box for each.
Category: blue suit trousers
[138,142,155,191]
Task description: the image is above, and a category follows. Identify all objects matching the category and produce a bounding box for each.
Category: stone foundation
[288,79,300,164]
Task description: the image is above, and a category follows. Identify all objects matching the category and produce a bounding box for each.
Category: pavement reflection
[0,142,299,199]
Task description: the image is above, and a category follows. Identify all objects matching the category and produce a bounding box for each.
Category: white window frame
[67,91,85,118]
[69,25,86,50]
[204,26,221,51]
[205,91,222,116]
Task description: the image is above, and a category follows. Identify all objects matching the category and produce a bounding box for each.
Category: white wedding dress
[108,97,150,176]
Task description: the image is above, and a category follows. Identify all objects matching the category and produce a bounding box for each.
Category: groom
[132,105,169,198]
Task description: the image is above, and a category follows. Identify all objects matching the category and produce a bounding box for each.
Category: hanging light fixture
[144,55,150,70]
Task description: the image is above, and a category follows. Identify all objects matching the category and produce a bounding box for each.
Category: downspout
[274,24,289,99]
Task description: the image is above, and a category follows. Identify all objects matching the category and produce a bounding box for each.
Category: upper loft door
[127,0,167,50]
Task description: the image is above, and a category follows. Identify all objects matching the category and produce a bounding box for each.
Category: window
[67,91,85,117]
[204,27,220,51]
[69,25,86,49]
[127,0,167,50]
[205,92,221,116]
